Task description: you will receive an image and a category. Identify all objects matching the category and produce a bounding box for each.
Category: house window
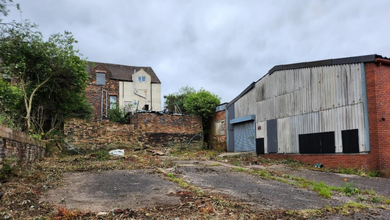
[110,95,117,109]
[138,76,146,83]
[96,73,105,85]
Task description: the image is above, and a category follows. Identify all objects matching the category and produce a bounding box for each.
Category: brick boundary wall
[64,113,203,150]
[0,125,45,166]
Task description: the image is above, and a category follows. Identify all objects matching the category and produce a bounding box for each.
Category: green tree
[164,86,195,113]
[0,27,92,133]
[184,88,220,148]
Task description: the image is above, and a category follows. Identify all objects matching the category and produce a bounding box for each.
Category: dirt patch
[177,166,345,210]
[41,170,182,212]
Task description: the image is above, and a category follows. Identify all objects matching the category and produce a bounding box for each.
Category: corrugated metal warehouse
[225,54,390,173]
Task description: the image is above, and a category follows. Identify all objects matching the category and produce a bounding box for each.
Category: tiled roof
[87,61,161,84]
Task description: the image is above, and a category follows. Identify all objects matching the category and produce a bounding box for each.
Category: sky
[5,0,390,104]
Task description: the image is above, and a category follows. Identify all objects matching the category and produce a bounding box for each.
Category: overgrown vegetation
[108,104,128,123]
[164,86,221,148]
[0,158,16,182]
[0,1,92,137]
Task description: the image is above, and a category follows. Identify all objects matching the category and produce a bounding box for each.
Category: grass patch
[312,182,332,198]
[92,150,110,161]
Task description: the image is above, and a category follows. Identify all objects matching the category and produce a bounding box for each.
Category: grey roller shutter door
[234,121,256,152]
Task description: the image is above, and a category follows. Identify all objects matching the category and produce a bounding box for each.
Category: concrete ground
[42,158,390,218]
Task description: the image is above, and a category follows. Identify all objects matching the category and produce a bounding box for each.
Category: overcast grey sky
[5,0,390,103]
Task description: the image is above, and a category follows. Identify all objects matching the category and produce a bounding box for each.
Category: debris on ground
[147,149,165,156]
[109,149,125,156]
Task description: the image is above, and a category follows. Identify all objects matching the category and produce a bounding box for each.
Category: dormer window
[96,72,105,85]
[138,76,146,83]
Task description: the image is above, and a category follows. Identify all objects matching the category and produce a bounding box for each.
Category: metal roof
[228,54,388,107]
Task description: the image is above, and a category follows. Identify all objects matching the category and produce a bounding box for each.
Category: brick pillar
[365,62,390,174]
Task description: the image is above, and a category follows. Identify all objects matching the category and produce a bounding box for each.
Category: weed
[357,195,365,202]
[312,182,332,198]
[234,167,246,172]
[340,182,361,196]
[385,199,390,205]
[371,196,380,203]
[94,151,110,161]
[366,170,380,177]
[362,188,376,195]
[258,170,270,177]
[167,173,175,178]
[233,160,241,166]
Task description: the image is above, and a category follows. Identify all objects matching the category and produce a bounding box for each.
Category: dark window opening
[299,131,335,154]
[96,73,106,85]
[342,129,359,153]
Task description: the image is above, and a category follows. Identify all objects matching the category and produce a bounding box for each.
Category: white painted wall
[118,68,162,111]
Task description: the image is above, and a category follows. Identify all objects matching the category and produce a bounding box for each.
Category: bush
[0,158,16,182]
[108,105,128,123]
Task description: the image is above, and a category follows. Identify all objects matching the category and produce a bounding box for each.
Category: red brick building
[223,54,390,174]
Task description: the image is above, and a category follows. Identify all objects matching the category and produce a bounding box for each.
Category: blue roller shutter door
[234,121,256,152]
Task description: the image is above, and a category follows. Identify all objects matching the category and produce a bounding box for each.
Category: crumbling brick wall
[209,110,226,151]
[64,113,203,150]
[0,125,45,166]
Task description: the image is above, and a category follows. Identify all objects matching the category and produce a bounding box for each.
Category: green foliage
[366,170,380,177]
[371,195,380,203]
[184,88,220,148]
[312,182,332,198]
[94,151,110,161]
[0,158,16,182]
[0,22,92,133]
[163,86,195,113]
[108,105,128,123]
[0,0,20,20]
[0,78,23,129]
[184,88,221,120]
[340,182,361,196]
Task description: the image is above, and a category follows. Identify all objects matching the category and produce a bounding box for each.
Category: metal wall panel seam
[360,63,370,152]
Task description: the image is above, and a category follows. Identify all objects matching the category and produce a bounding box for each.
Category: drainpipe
[101,88,103,120]
[150,83,153,110]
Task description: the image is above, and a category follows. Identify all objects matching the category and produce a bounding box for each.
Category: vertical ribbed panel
[234,121,255,152]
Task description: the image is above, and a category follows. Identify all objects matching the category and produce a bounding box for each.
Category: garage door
[234,121,256,152]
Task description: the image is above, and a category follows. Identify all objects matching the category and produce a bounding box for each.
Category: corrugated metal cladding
[233,121,256,152]
[233,63,367,153]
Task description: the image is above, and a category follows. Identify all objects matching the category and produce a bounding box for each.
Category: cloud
[5,0,390,103]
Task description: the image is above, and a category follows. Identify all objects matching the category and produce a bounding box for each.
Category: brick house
[223,54,390,173]
[86,61,162,119]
